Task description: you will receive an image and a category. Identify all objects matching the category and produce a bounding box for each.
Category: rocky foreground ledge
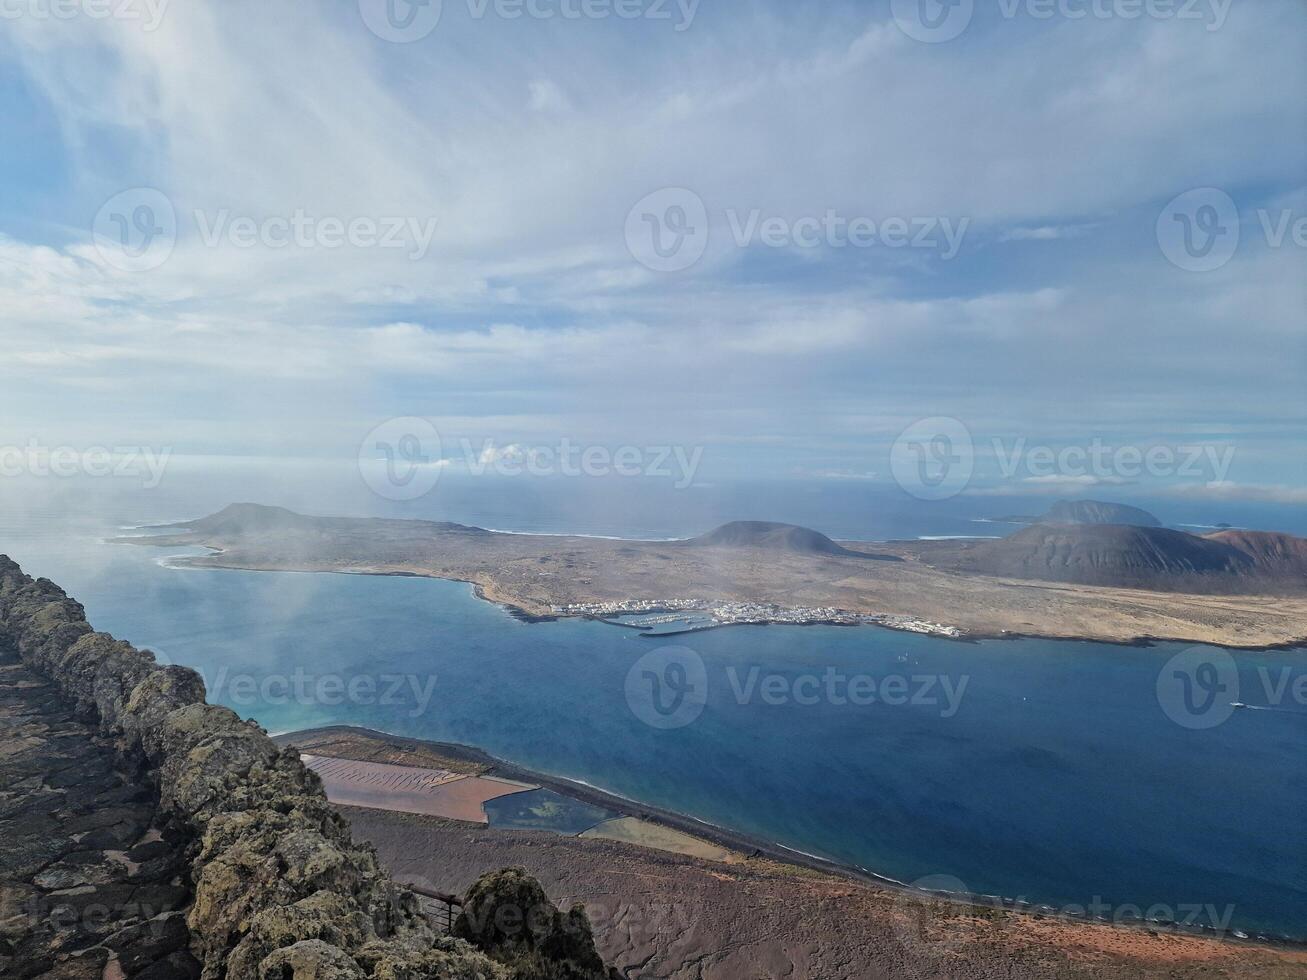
[0,556,615,980]
[1,641,196,978]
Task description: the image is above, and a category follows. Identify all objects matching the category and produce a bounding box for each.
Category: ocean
[1,474,1304,940]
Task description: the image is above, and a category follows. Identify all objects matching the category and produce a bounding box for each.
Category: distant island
[990,499,1162,527]
[117,502,1307,649]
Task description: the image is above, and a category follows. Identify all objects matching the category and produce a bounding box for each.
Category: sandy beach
[277,727,1307,980]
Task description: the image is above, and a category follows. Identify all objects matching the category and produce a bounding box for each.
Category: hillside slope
[681,521,882,558]
[1205,529,1307,575]
[935,524,1307,593]
[1042,500,1162,527]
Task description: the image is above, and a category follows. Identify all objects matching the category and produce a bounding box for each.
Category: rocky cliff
[0,556,613,980]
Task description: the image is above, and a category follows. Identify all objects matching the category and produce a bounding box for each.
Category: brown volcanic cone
[938,524,1257,592]
[1205,529,1307,576]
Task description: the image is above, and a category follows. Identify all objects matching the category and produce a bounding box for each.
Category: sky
[0,0,1304,507]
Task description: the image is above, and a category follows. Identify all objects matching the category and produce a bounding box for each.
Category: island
[7,557,1299,978]
[116,502,1307,649]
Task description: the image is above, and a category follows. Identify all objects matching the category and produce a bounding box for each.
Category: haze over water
[3,477,1304,941]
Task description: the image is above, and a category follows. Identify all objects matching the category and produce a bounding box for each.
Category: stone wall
[0,557,610,980]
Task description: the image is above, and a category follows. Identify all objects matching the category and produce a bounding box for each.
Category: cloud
[998,223,1100,242]
[0,2,1302,489]
[798,469,879,481]
[527,80,571,113]
[477,443,528,466]
[1020,474,1131,487]
[1161,482,1307,506]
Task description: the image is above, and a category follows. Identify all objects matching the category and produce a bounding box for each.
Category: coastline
[141,547,1307,651]
[106,501,1307,650]
[275,724,1306,949]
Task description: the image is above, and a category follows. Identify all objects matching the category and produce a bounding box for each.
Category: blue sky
[0,0,1304,503]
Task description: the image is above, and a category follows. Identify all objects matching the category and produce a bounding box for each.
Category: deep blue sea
[1,475,1304,940]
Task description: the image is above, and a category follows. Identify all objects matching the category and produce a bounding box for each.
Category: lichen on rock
[0,556,614,980]
[454,869,616,980]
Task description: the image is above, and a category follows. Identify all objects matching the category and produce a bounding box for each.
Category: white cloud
[1021,474,1131,487]
[1162,482,1307,506]
[0,2,1302,488]
[998,223,1100,242]
[528,80,571,113]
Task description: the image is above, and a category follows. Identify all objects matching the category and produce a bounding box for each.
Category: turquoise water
[483,789,616,835]
[3,517,1304,940]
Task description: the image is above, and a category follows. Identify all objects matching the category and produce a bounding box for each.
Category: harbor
[552,598,965,637]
